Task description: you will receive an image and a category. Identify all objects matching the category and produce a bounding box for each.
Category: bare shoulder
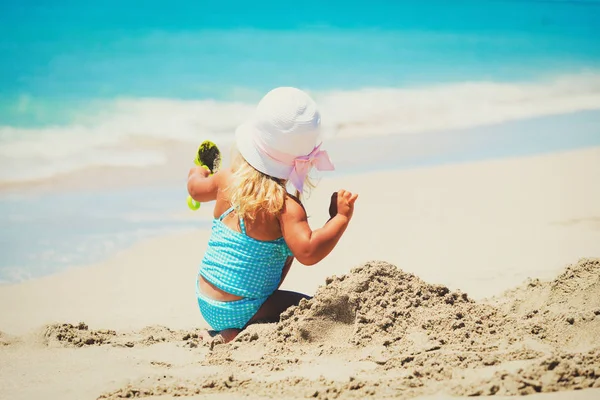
[214,167,233,188]
[280,193,307,222]
[211,168,235,218]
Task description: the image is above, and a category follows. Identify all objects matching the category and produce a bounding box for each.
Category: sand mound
[455,348,600,396]
[198,259,600,398]
[262,261,520,354]
[35,322,210,349]
[15,258,600,399]
[496,258,600,350]
[41,322,117,347]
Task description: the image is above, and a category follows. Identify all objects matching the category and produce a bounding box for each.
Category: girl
[187,87,358,343]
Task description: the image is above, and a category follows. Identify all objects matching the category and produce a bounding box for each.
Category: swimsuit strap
[218,206,235,221]
[219,206,247,236]
[239,216,247,235]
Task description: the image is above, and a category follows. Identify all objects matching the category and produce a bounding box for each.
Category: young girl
[187,87,358,343]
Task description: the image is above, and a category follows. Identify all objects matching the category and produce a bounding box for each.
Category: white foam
[314,71,600,137]
[1,72,600,183]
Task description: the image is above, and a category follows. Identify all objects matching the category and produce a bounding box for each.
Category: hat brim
[235,121,293,180]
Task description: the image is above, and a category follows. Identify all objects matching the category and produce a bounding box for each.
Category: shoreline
[1,144,600,287]
[2,109,600,197]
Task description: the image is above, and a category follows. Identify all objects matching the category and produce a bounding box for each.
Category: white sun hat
[235,87,334,192]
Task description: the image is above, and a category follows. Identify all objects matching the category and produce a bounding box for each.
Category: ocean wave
[315,71,600,137]
[1,72,600,184]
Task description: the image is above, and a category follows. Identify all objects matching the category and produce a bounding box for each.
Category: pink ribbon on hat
[288,144,335,193]
[253,135,335,192]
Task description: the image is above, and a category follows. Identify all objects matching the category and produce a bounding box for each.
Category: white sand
[286,146,600,299]
[1,147,599,399]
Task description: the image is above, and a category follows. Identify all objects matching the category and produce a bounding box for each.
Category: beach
[1,146,599,399]
[2,2,600,398]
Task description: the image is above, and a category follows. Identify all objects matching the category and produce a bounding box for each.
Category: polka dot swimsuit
[196,206,293,330]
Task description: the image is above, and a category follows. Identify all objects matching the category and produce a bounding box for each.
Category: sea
[1,0,599,282]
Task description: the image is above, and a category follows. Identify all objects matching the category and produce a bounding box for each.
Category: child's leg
[198,291,308,346]
[247,290,311,325]
[199,328,241,348]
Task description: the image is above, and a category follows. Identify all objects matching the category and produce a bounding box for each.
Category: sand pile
[267,261,520,354]
[496,258,600,351]
[200,259,600,398]
[41,322,118,347]
[37,322,210,349]
[455,348,600,396]
[10,258,600,399]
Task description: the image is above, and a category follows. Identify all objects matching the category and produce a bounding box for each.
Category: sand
[1,259,599,399]
[1,147,600,399]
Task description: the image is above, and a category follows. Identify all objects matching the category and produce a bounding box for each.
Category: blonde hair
[228,150,316,221]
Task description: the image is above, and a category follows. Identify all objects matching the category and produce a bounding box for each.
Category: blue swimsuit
[196,206,293,331]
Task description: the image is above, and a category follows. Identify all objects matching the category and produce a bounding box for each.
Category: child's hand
[334,189,358,220]
[281,189,358,266]
[188,165,211,179]
[187,166,220,203]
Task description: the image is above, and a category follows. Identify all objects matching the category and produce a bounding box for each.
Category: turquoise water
[0,0,599,282]
[0,186,210,283]
[1,1,599,182]
[1,0,599,126]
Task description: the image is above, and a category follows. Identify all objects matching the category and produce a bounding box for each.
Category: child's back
[213,168,285,242]
[187,87,358,343]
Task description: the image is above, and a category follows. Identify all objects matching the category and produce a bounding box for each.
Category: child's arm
[279,189,358,266]
[187,167,221,203]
